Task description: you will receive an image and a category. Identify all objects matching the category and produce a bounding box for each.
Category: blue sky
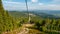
[2,0,60,11]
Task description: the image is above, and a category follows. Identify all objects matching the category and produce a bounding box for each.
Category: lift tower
[25,0,31,23]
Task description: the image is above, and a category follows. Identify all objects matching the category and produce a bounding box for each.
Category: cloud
[2,1,26,11]
[38,4,60,10]
[2,0,60,11]
[39,3,44,5]
[31,0,38,3]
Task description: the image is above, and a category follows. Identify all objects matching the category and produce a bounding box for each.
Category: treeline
[32,18,60,34]
[0,0,22,33]
[0,11,22,34]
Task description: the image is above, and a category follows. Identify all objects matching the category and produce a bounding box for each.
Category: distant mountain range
[29,10,60,17]
[8,10,60,19]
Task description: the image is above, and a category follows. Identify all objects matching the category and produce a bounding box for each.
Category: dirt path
[17,24,34,34]
[2,24,44,34]
[17,28,29,34]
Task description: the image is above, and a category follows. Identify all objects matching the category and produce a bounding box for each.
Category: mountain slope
[0,1,18,34]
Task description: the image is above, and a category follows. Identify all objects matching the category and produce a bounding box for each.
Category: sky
[2,0,60,11]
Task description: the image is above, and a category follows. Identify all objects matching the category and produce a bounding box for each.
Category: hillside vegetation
[8,11,60,34]
[0,0,21,34]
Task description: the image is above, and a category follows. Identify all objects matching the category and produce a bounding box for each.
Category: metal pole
[25,0,28,12]
[25,0,30,23]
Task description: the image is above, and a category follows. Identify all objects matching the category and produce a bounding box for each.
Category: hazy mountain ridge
[8,10,60,19]
[32,10,60,17]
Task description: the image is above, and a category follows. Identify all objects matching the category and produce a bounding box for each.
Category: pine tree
[0,0,20,34]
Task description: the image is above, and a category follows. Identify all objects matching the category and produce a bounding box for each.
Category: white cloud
[38,4,60,10]
[39,3,44,5]
[31,0,38,3]
[2,1,26,11]
[3,1,24,4]
[2,0,60,10]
